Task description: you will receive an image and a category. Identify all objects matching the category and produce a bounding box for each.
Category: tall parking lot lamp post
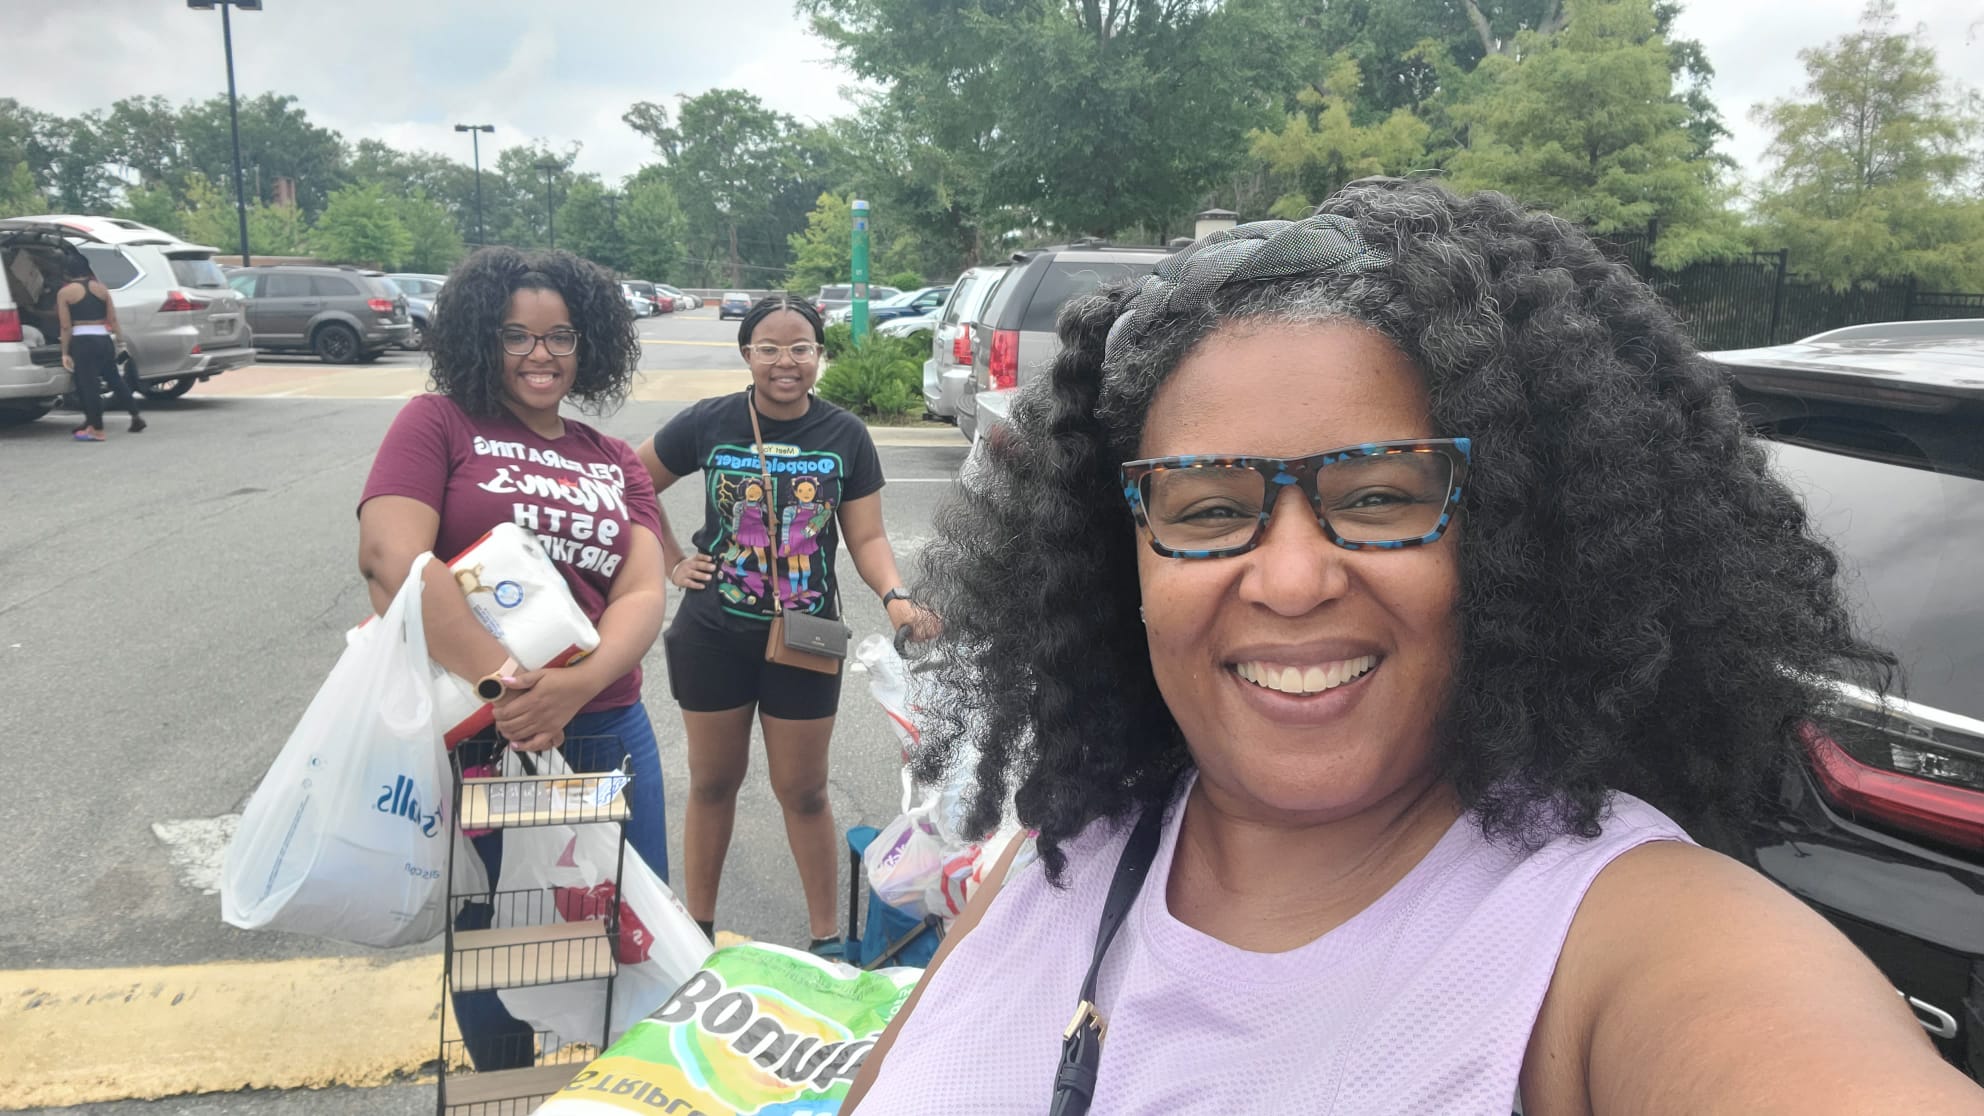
[535,158,562,249]
[454,124,494,248]
[186,0,261,266]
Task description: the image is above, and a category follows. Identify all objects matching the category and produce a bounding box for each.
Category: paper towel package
[355,523,601,746]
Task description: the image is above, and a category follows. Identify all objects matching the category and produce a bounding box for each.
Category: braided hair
[425,247,640,418]
[911,180,1893,882]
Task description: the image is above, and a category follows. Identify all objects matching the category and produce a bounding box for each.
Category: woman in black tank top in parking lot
[57,256,145,441]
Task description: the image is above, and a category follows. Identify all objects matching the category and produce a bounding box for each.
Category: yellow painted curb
[0,935,753,1109]
[0,955,449,1109]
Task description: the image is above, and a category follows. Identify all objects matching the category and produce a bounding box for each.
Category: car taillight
[0,309,20,343]
[988,329,1019,390]
[952,327,973,366]
[368,298,395,314]
[159,290,209,312]
[1800,715,1984,852]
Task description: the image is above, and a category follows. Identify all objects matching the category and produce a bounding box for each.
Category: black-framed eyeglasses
[1120,437,1470,559]
[499,327,580,357]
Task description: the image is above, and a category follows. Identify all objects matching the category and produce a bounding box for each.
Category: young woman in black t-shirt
[638,294,938,957]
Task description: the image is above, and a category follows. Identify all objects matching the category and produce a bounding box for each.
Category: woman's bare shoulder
[1522,841,1982,1115]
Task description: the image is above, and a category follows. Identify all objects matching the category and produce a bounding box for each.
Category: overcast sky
[6,0,1981,194]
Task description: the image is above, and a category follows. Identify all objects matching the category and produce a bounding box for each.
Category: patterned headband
[1103,213,1388,358]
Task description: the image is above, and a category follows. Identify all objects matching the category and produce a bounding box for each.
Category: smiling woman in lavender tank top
[844,183,1984,1114]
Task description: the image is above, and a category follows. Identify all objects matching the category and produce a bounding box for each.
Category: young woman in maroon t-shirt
[357,247,667,1070]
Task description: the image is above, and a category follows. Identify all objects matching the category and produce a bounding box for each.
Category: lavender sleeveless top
[856,773,1691,1114]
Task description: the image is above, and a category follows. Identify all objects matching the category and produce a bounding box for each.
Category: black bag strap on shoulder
[1048,802,1167,1116]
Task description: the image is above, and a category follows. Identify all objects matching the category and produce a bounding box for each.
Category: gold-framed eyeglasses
[499,327,580,357]
[745,341,822,364]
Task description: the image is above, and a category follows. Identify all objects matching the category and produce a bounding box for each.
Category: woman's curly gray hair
[910,179,1894,883]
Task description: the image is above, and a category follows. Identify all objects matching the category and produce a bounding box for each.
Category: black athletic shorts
[662,621,843,721]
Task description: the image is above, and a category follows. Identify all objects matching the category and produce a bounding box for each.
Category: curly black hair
[425,246,640,417]
[911,180,1895,882]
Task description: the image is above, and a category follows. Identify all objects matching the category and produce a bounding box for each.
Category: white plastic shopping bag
[856,633,1005,843]
[222,553,475,947]
[861,804,950,920]
[492,749,713,1049]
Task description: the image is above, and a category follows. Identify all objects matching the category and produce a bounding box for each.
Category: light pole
[453,124,494,248]
[186,0,261,265]
[535,158,562,248]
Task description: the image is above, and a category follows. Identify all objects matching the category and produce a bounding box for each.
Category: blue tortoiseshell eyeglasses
[1120,437,1470,559]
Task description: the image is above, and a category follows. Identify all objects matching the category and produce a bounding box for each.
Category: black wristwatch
[882,587,914,607]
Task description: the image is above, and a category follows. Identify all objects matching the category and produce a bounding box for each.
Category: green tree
[0,99,63,192]
[805,0,1298,238]
[1444,0,1739,265]
[1249,52,1433,218]
[624,91,820,285]
[117,183,183,235]
[177,93,349,215]
[0,160,44,217]
[620,166,686,282]
[813,103,990,278]
[787,192,858,292]
[556,178,625,271]
[249,202,310,256]
[348,139,483,248]
[0,99,115,213]
[312,184,413,268]
[98,96,184,189]
[1751,0,1984,289]
[177,172,242,251]
[394,191,466,273]
[494,143,580,250]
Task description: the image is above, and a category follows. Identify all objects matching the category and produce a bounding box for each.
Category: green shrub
[885,270,925,291]
[817,333,925,418]
[823,321,855,359]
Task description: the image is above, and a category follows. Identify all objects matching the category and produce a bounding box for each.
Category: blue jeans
[451,702,669,1069]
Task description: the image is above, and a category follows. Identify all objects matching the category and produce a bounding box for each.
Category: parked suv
[812,284,902,318]
[958,242,1169,442]
[387,273,445,350]
[1705,320,1984,1081]
[923,265,1006,421]
[0,226,85,424]
[227,265,410,362]
[0,215,255,408]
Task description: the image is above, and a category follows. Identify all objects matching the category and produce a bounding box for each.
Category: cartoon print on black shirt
[703,443,843,618]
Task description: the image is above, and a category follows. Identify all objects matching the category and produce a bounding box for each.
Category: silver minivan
[0,216,256,418]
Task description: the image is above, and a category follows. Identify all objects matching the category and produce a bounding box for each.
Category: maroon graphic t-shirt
[359,393,663,712]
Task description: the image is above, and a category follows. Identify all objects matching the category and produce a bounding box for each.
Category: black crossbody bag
[1048,803,1167,1116]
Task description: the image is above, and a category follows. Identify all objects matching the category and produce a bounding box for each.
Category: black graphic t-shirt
[654,392,884,635]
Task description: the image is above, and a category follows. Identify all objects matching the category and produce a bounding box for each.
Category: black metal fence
[1598,229,1982,351]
